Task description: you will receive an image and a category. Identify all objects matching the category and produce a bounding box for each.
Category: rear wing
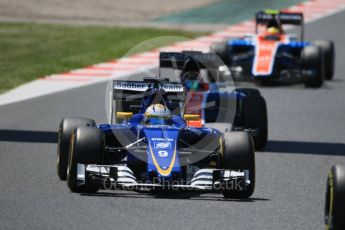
[256,10,303,25]
[159,51,223,69]
[159,51,230,82]
[110,79,185,123]
[113,80,184,93]
[255,10,304,41]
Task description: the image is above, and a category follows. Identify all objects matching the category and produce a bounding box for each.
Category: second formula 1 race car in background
[210,10,335,87]
[159,51,268,150]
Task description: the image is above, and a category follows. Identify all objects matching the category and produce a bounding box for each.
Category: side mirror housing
[116,112,133,119]
[183,114,200,121]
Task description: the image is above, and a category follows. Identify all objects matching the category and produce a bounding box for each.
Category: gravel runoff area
[0,0,218,30]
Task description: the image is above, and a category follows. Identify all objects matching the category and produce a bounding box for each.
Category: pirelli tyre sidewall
[221,131,255,198]
[325,165,345,230]
[67,126,104,193]
[57,118,96,180]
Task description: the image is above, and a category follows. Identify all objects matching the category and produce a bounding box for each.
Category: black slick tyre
[57,118,96,180]
[67,126,104,193]
[222,132,255,198]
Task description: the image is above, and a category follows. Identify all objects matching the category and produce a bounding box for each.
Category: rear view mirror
[116,112,133,119]
[184,114,200,121]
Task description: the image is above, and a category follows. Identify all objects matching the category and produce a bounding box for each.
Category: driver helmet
[265,17,282,35]
[144,104,171,125]
[266,26,280,35]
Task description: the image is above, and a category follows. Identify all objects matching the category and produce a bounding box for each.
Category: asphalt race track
[1,10,345,230]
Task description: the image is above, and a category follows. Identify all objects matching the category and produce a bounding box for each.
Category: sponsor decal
[114,81,148,91]
[154,141,172,149]
[114,81,183,92]
[160,83,184,92]
[151,138,173,141]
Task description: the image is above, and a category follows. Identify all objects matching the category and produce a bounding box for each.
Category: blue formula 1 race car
[159,51,268,150]
[57,79,255,198]
[210,10,335,87]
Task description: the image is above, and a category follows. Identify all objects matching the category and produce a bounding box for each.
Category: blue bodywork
[183,81,247,124]
[97,111,221,181]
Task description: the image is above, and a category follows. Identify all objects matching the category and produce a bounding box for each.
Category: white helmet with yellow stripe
[144,104,171,125]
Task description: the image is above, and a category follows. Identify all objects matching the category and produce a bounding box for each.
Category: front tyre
[67,126,104,193]
[325,165,345,230]
[57,118,96,180]
[222,132,255,198]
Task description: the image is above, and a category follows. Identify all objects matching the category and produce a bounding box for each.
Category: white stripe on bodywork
[252,35,291,76]
[252,36,280,76]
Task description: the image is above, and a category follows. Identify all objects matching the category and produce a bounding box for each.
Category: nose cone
[143,127,181,178]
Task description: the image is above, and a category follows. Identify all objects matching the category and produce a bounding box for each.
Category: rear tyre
[325,165,345,230]
[222,132,255,198]
[241,95,268,150]
[210,41,228,64]
[314,40,334,80]
[67,126,104,193]
[57,118,96,180]
[302,45,323,88]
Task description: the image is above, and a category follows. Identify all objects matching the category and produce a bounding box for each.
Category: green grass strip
[0,23,203,93]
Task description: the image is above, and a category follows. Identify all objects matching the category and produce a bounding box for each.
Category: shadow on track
[0,129,57,143]
[81,191,270,202]
[1,130,344,156]
[264,140,345,156]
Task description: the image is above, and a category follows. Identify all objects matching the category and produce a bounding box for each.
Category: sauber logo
[154,141,172,149]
